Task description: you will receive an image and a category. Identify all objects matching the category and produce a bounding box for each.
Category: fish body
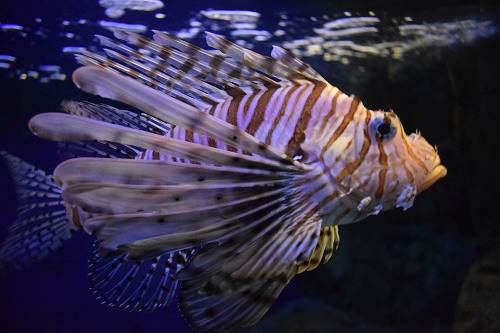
[1,30,446,331]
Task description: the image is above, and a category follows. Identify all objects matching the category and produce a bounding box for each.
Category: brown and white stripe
[76,30,391,225]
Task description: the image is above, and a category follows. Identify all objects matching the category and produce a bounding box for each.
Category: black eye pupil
[377,123,392,136]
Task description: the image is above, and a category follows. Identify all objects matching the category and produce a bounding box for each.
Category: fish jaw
[407,132,447,194]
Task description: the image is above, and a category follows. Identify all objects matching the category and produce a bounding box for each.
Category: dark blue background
[1,1,498,332]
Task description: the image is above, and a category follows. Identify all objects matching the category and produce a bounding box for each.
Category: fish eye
[377,123,392,136]
[371,117,397,142]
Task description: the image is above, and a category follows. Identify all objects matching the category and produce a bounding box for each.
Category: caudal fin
[0,151,77,271]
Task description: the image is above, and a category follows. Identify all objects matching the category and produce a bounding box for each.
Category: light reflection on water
[0,4,497,83]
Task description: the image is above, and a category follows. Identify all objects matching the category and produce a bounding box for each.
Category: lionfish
[0,29,446,331]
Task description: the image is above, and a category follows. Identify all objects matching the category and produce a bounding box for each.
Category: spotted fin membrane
[89,239,195,312]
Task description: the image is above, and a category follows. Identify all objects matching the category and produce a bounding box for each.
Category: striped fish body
[164,80,357,223]
[165,80,443,226]
[22,30,447,331]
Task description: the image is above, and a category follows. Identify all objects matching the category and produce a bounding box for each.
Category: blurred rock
[239,298,452,333]
[296,220,474,331]
[239,299,371,333]
[451,33,500,333]
[454,252,500,333]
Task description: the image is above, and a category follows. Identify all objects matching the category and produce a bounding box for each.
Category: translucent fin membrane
[61,180,291,215]
[62,101,171,135]
[57,101,171,160]
[86,192,290,259]
[171,203,321,331]
[178,263,296,331]
[57,141,137,160]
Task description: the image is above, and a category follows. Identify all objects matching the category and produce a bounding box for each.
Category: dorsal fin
[66,66,298,165]
[271,45,327,83]
[205,32,321,82]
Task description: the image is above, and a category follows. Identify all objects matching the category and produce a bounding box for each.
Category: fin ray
[270,45,327,82]
[29,113,296,172]
[61,180,289,214]
[178,261,296,331]
[86,194,290,259]
[54,158,290,188]
[152,30,279,88]
[205,32,316,82]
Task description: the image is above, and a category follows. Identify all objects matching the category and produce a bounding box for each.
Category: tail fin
[0,151,194,311]
[0,151,77,271]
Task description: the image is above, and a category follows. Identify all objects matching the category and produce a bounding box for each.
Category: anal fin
[89,239,195,312]
[297,225,339,273]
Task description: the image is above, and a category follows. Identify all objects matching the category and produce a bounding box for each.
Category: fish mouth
[418,164,447,193]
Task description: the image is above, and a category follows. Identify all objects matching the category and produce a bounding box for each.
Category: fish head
[346,109,447,213]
